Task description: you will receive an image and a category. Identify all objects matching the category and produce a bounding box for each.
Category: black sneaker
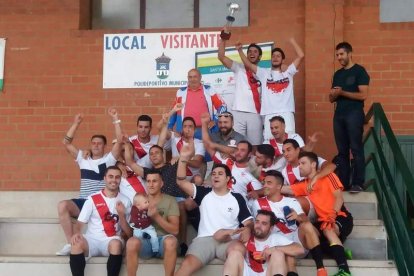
[349,185,363,193]
[180,243,188,256]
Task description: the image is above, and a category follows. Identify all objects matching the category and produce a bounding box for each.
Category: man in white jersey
[223,209,304,276]
[218,37,263,147]
[175,139,253,276]
[116,160,147,203]
[237,38,305,140]
[251,170,328,276]
[57,110,123,256]
[158,105,205,182]
[69,166,132,276]
[206,138,263,207]
[129,114,170,168]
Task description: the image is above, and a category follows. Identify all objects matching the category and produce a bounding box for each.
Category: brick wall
[0,0,413,190]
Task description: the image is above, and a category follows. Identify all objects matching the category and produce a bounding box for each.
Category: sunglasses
[218,113,233,118]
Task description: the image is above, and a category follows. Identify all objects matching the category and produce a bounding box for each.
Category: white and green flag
[0,38,5,92]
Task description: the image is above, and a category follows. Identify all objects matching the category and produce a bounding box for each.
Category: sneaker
[344,248,353,260]
[56,243,71,256]
[330,269,351,276]
[317,268,328,276]
[349,185,363,193]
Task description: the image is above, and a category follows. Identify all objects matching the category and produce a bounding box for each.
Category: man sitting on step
[175,139,253,276]
[251,170,329,276]
[281,151,354,276]
[223,209,304,276]
[57,110,123,256]
[69,166,132,276]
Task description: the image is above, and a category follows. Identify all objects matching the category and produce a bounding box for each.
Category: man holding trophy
[218,3,264,149]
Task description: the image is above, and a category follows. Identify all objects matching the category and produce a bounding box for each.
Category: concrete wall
[0,0,413,190]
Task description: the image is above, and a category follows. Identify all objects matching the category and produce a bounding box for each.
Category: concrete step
[344,192,378,220]
[0,191,379,220]
[0,256,398,276]
[0,218,387,260]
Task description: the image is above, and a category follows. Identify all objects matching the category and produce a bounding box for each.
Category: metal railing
[364,103,414,276]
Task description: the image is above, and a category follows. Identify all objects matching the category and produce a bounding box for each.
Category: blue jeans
[333,109,365,189]
[138,235,176,259]
[133,225,159,253]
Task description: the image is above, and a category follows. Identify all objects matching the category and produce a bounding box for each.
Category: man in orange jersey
[281,151,353,276]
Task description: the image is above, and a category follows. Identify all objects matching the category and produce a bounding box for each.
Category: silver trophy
[221,3,240,40]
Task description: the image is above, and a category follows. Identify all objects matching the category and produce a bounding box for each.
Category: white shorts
[232,110,263,145]
[263,112,296,141]
[285,230,309,258]
[84,234,124,257]
[243,261,266,276]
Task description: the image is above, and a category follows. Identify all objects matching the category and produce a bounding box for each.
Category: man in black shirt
[330,42,370,192]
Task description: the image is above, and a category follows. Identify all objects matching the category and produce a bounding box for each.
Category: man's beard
[253,228,269,239]
[220,127,232,136]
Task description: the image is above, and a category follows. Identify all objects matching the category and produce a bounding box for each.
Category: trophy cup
[220,3,240,40]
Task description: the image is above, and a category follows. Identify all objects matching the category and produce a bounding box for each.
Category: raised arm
[176,139,196,197]
[123,139,144,177]
[236,41,257,73]
[158,103,183,147]
[62,114,83,159]
[218,37,233,69]
[108,108,123,160]
[289,37,305,69]
[302,131,323,152]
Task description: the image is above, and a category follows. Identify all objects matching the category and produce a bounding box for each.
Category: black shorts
[71,198,87,213]
[315,210,354,242]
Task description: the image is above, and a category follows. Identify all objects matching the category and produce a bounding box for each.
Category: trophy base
[220,30,231,40]
[226,16,235,22]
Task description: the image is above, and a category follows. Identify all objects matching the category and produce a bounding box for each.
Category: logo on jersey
[155,53,171,79]
[266,77,289,93]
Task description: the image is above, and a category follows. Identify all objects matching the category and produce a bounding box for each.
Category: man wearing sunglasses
[201,111,245,156]
[218,34,263,149]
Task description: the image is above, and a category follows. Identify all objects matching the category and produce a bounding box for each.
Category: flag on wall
[0,38,5,92]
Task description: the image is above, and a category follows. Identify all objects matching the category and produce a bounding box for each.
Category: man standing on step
[57,110,123,256]
[69,166,132,276]
[330,42,370,193]
[237,38,305,140]
[218,34,264,149]
[281,151,354,276]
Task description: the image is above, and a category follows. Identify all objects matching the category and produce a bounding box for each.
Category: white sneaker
[56,244,71,256]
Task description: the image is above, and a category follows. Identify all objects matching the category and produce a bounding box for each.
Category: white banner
[0,38,5,92]
[103,32,220,89]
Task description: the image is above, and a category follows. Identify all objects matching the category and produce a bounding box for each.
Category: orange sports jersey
[290,173,346,222]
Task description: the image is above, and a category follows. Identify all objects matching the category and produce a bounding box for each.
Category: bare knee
[269,249,285,262]
[164,236,178,252]
[126,237,142,255]
[58,200,79,217]
[226,240,245,256]
[108,239,123,255]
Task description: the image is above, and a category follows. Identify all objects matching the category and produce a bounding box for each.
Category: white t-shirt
[192,185,252,238]
[264,133,305,157]
[256,63,298,115]
[251,196,304,238]
[281,157,326,185]
[244,233,293,276]
[78,190,132,240]
[128,135,172,168]
[169,133,205,177]
[119,176,147,203]
[76,151,117,199]
[213,153,262,201]
[231,61,261,114]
